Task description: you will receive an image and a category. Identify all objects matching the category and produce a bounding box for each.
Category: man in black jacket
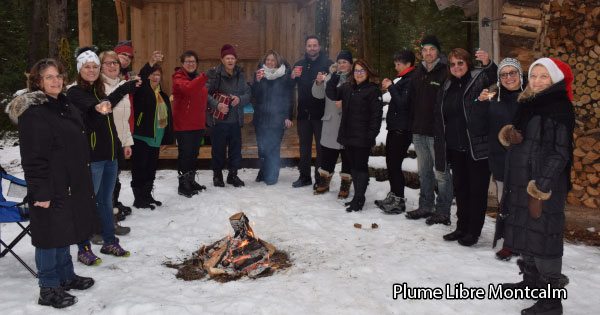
[376,50,416,214]
[405,35,453,225]
[291,35,334,188]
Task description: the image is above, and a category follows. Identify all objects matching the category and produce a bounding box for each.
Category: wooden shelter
[112,0,341,94]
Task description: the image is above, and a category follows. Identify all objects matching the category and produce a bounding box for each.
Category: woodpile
[568,131,600,209]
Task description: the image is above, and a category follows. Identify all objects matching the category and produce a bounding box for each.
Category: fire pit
[166,212,291,282]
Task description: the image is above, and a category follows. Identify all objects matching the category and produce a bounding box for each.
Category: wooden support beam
[115,0,129,41]
[77,0,92,47]
[478,0,493,58]
[492,0,502,64]
[329,0,341,60]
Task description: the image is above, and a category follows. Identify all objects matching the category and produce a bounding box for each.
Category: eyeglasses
[151,73,162,78]
[119,53,133,59]
[499,70,519,79]
[354,69,366,74]
[43,74,64,81]
[183,60,197,65]
[103,61,119,67]
[449,61,465,68]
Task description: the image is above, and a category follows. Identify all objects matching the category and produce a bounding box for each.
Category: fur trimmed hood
[4,91,47,124]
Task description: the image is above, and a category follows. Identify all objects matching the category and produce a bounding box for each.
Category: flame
[248,229,255,239]
[233,255,251,263]
[238,239,250,248]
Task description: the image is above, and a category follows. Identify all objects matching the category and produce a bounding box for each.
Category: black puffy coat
[499,82,572,259]
[67,81,137,162]
[486,86,521,181]
[293,53,334,121]
[132,62,174,145]
[251,63,295,129]
[410,60,447,136]
[434,62,497,172]
[386,68,414,131]
[8,91,101,249]
[326,74,383,148]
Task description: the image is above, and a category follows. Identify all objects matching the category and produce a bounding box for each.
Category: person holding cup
[251,50,294,185]
[291,35,334,189]
[67,47,140,265]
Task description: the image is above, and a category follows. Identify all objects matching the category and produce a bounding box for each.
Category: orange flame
[233,255,251,263]
[239,239,250,248]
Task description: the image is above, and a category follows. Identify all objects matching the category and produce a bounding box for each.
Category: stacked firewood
[542,0,600,208]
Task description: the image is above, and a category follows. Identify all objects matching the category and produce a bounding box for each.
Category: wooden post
[329,0,342,60]
[492,0,503,63]
[115,0,128,41]
[478,0,493,59]
[78,0,92,47]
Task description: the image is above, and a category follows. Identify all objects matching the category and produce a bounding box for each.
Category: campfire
[166,212,291,282]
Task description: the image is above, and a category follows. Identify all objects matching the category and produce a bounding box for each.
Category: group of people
[6,33,574,314]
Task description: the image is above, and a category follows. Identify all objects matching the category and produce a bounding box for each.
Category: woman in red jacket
[171,50,209,197]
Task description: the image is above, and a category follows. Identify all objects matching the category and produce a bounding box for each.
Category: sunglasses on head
[449,61,465,68]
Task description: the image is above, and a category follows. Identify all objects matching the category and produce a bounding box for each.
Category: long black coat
[8,91,101,249]
[498,82,572,259]
[486,87,521,181]
[434,62,497,172]
[325,74,383,148]
[132,62,174,145]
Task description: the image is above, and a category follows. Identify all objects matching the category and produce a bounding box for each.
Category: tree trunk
[358,0,372,61]
[48,0,67,60]
[28,0,47,72]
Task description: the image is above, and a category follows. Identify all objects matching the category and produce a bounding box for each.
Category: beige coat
[103,74,133,147]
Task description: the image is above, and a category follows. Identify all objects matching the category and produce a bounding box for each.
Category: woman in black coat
[131,51,174,208]
[326,59,383,212]
[251,50,294,185]
[434,48,497,245]
[7,59,97,308]
[67,47,138,265]
[497,58,573,315]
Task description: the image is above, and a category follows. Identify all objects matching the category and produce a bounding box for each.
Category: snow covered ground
[1,135,600,315]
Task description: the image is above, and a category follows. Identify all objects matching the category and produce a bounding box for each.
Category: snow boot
[255,169,264,182]
[521,275,568,315]
[61,275,94,291]
[114,206,126,222]
[292,176,312,188]
[178,172,197,198]
[313,168,333,195]
[38,287,77,308]
[190,171,206,192]
[113,180,132,216]
[405,207,435,220]
[144,181,162,206]
[345,171,368,212]
[503,258,540,290]
[375,192,394,209]
[132,187,155,210]
[213,169,225,187]
[226,169,245,187]
[338,173,352,199]
[381,194,407,214]
[425,213,451,226]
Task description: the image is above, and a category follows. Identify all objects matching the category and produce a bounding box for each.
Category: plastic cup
[295,66,303,76]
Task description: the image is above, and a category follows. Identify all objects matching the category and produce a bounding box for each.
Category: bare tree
[27,0,47,71]
[48,0,67,60]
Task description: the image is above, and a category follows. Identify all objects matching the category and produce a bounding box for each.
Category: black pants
[175,129,204,174]
[345,145,371,173]
[447,149,490,237]
[521,254,562,280]
[130,138,160,188]
[210,122,242,171]
[113,146,126,205]
[386,129,411,197]
[297,119,322,181]
[320,145,350,174]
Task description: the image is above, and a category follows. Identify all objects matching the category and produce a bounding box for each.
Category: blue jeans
[256,125,284,185]
[412,134,453,215]
[35,246,74,287]
[79,160,118,249]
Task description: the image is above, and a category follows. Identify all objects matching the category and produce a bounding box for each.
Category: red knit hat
[550,58,574,102]
[221,44,237,59]
[114,40,134,57]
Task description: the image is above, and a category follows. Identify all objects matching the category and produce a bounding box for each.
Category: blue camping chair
[0,166,37,277]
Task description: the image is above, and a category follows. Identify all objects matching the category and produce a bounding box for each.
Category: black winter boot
[132,187,155,210]
[521,274,569,315]
[503,258,540,290]
[38,287,77,308]
[113,180,132,216]
[144,181,162,206]
[178,172,197,198]
[345,171,368,212]
[226,169,245,187]
[190,171,206,192]
[61,274,94,291]
[213,169,225,187]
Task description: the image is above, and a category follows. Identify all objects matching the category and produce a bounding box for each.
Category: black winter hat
[336,50,353,63]
[421,35,441,52]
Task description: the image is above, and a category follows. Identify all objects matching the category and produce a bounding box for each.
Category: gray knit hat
[496,57,523,101]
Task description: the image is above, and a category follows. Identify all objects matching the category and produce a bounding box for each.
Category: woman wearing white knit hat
[497,57,574,315]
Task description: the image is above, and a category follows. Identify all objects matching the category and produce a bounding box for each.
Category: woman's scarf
[262,64,286,80]
[153,84,168,128]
